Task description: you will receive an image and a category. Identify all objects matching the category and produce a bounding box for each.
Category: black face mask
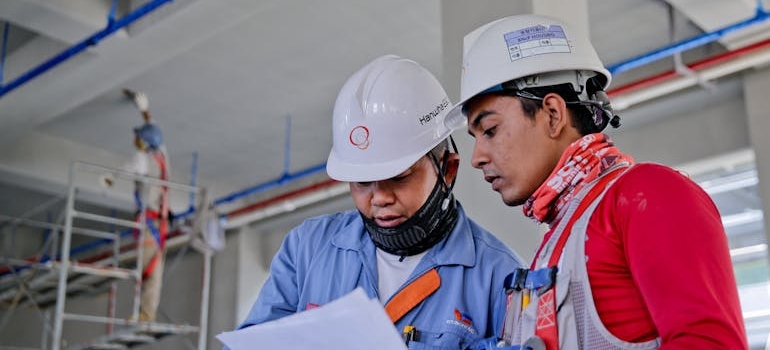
[362,152,459,257]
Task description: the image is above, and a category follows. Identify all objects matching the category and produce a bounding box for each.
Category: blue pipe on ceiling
[0,0,174,98]
[187,151,198,213]
[608,1,770,76]
[210,115,331,208]
[212,162,328,208]
[174,115,328,219]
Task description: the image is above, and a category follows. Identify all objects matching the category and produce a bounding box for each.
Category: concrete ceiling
[1,0,770,218]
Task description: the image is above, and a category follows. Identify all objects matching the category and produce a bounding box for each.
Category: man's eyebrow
[468,110,495,136]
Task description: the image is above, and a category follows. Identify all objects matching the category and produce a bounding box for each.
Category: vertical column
[51,163,77,350]
[533,0,590,39]
[207,228,238,350]
[744,65,770,247]
[440,1,533,101]
[235,225,270,324]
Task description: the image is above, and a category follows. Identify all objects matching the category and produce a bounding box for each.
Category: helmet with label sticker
[446,14,611,129]
[326,55,455,182]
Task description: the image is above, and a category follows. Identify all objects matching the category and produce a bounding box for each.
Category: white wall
[744,65,770,248]
[0,130,240,214]
[235,226,270,325]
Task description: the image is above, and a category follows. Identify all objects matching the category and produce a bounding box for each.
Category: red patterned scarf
[523,133,634,224]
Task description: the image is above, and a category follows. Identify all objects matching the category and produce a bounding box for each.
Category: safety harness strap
[141,251,160,281]
[151,152,169,249]
[385,268,441,323]
[132,151,170,281]
[532,166,628,350]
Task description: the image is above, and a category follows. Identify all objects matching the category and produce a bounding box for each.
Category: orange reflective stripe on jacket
[385,268,441,323]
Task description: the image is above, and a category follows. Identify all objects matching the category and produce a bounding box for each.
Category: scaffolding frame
[0,161,213,350]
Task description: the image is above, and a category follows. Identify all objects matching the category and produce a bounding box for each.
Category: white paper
[217,288,408,350]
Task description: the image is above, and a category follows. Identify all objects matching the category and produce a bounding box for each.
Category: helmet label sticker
[349,125,370,150]
[503,25,570,61]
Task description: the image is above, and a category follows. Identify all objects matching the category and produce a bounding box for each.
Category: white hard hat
[446,14,611,128]
[327,55,455,182]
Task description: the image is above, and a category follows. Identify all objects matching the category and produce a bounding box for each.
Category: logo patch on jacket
[454,309,473,326]
[445,309,476,334]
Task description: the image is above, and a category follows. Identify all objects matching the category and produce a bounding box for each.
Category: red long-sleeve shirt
[584,163,748,349]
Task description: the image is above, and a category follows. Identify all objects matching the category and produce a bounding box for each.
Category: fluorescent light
[722,209,764,228]
[730,243,768,257]
[699,170,758,195]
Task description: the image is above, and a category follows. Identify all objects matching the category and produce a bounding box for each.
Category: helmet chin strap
[362,178,458,257]
[362,137,460,257]
[432,135,459,211]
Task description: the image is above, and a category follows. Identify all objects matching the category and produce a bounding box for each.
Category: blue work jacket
[234,204,524,349]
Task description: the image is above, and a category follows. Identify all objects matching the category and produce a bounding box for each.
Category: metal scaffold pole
[51,163,78,350]
[2,159,212,350]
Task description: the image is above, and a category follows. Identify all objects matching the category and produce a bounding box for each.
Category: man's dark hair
[464,83,601,135]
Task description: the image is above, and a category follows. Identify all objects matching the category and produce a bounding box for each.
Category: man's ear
[443,153,461,184]
[541,93,570,137]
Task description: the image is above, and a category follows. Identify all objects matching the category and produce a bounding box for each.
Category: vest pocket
[511,268,574,347]
[404,324,480,350]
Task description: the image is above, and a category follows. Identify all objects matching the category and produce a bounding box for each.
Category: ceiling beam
[0,0,120,45]
[0,0,277,146]
[665,0,770,49]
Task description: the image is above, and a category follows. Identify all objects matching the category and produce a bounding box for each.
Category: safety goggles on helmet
[477,70,621,129]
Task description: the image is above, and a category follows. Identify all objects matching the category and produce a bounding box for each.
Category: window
[679,149,770,349]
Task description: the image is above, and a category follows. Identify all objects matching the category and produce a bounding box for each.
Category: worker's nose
[470,142,488,169]
[369,182,395,207]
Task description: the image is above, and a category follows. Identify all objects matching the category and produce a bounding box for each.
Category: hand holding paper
[217,288,408,350]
